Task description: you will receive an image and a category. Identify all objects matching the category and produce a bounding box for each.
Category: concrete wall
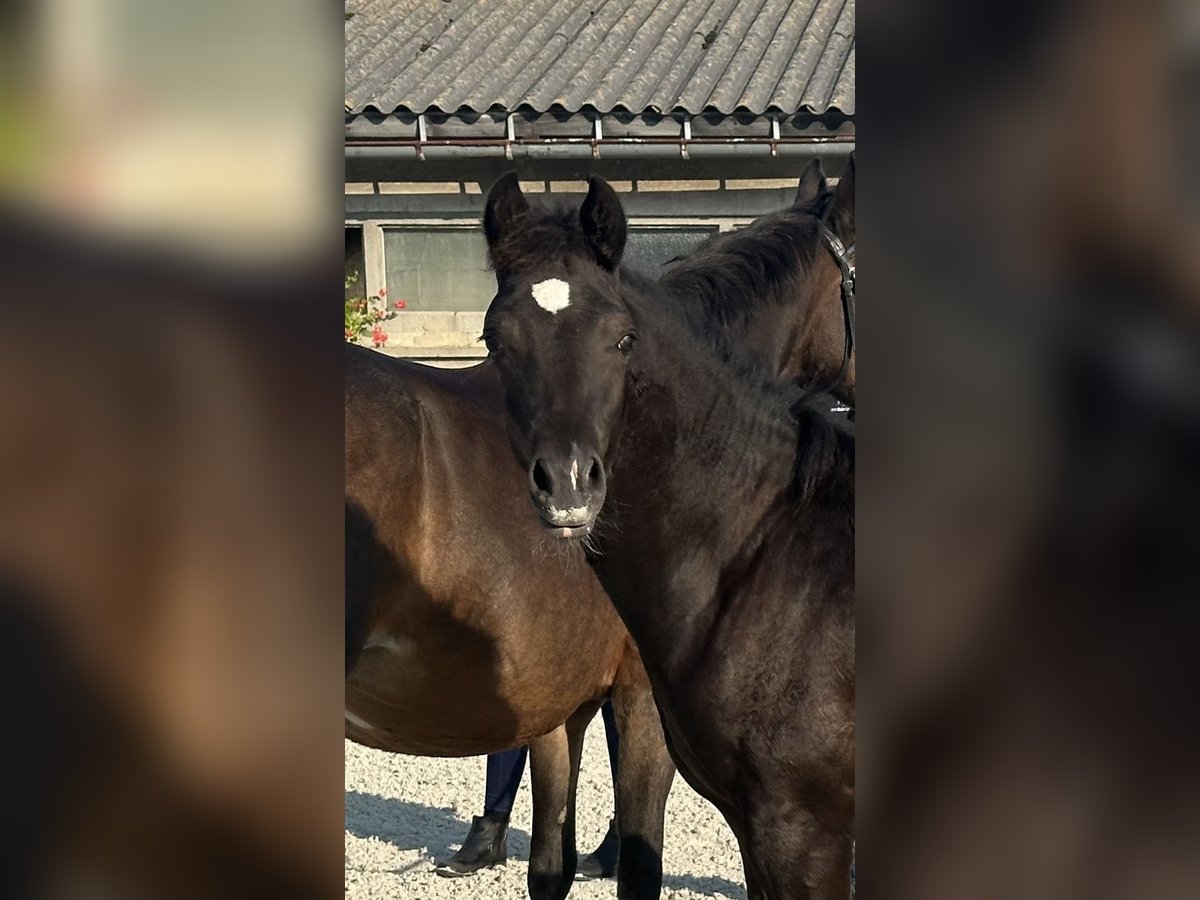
[369,311,485,365]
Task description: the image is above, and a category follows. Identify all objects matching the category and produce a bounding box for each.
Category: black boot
[435,813,509,877]
[576,817,619,880]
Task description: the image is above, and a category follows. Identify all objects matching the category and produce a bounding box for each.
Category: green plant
[344,272,398,347]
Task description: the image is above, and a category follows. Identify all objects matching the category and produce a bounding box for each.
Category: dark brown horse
[663,156,855,403]
[480,177,855,899]
[344,160,855,900]
[345,351,671,900]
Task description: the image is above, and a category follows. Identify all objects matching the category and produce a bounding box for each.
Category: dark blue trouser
[484,700,620,817]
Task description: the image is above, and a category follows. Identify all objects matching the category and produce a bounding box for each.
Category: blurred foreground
[0,0,1197,897]
[861,0,1200,896]
[1,3,344,899]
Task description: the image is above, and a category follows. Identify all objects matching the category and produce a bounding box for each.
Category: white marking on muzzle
[531,278,570,313]
[570,457,579,490]
[545,505,590,525]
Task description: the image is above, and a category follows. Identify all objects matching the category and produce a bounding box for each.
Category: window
[353,220,738,315]
[383,227,494,312]
[624,225,719,273]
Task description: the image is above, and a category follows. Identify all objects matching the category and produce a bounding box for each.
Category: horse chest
[659,697,742,813]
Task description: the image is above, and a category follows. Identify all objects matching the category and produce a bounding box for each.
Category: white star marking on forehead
[531,278,570,314]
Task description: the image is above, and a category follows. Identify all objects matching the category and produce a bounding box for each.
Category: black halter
[820,224,856,391]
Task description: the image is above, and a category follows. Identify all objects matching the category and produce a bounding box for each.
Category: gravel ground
[346,722,746,899]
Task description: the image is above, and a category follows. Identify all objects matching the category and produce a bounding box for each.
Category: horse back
[345,345,424,493]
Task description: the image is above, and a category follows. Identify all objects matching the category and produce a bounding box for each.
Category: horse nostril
[586,457,603,489]
[531,459,553,494]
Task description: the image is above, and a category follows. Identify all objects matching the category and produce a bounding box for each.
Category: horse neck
[594,303,800,670]
[712,292,855,415]
[665,239,847,389]
[729,294,816,380]
[775,251,849,389]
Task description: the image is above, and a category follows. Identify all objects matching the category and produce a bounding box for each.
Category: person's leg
[578,700,622,880]
[436,747,529,877]
[601,698,619,782]
[485,746,529,817]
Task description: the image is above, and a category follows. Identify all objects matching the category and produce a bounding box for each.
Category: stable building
[345,0,855,364]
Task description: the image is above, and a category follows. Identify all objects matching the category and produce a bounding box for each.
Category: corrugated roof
[345,0,854,118]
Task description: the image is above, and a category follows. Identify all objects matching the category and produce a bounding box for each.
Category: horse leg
[564,702,600,883]
[738,843,768,900]
[527,701,599,900]
[741,803,852,900]
[611,662,676,900]
[801,822,853,900]
[527,724,570,900]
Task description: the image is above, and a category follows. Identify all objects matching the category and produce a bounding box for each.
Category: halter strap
[820,224,856,393]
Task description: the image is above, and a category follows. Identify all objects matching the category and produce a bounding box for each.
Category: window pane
[624,226,718,273]
[383,227,494,312]
[381,225,720,309]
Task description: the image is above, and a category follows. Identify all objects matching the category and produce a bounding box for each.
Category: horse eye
[482,334,502,355]
[616,334,636,354]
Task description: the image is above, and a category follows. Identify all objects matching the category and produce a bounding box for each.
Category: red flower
[394,299,407,310]
[371,324,387,347]
[377,288,388,298]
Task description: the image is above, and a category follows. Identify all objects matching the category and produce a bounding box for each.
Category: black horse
[481,176,855,899]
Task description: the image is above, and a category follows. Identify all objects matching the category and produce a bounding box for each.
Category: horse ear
[484,172,530,252]
[794,159,828,209]
[581,177,627,271]
[833,154,855,225]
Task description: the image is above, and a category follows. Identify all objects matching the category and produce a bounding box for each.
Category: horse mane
[789,392,855,514]
[651,187,853,506]
[620,271,854,514]
[658,198,827,337]
[486,205,596,275]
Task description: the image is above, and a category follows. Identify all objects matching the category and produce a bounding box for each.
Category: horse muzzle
[528,446,606,539]
[534,503,595,539]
